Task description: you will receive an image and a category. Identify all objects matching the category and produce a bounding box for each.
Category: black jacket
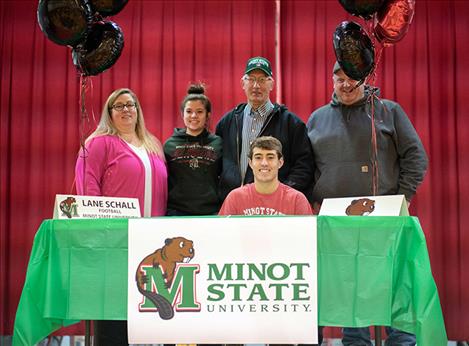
[215,103,314,202]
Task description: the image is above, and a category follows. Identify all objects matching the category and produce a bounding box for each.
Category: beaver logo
[59,197,77,218]
[345,198,375,216]
[136,237,195,320]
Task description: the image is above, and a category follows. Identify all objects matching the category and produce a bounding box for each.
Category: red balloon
[374,0,415,46]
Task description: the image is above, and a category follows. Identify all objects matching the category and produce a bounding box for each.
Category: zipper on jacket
[234,112,243,186]
[258,105,278,136]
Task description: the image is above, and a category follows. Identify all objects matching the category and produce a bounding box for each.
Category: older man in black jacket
[216,56,314,203]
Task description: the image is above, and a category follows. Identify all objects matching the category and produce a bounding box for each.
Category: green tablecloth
[12,216,447,345]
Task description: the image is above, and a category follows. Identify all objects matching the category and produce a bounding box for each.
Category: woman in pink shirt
[75,88,167,345]
[76,88,167,217]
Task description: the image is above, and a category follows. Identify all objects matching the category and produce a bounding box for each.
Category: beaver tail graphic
[137,286,174,320]
[135,236,195,320]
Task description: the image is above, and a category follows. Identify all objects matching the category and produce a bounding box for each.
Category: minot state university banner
[127,216,318,344]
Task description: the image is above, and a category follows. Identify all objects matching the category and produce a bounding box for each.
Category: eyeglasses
[110,102,136,112]
[243,76,272,86]
[333,77,359,87]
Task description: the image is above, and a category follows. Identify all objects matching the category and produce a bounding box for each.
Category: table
[12,216,447,346]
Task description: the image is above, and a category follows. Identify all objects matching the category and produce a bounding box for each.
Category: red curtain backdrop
[1,0,468,340]
[280,0,469,339]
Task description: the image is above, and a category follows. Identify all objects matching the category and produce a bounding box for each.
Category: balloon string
[352,15,384,91]
[368,90,380,196]
[79,74,91,195]
[363,15,381,196]
[89,77,97,124]
[367,35,384,87]
[365,17,378,86]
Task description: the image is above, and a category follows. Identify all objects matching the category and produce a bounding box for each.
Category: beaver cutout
[345,198,376,216]
[59,197,76,218]
[135,237,194,320]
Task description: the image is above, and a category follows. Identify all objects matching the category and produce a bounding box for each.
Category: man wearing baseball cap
[306,61,427,346]
[216,56,314,203]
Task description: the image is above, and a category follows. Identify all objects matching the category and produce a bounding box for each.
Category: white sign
[128,216,318,344]
[53,194,140,219]
[319,194,408,216]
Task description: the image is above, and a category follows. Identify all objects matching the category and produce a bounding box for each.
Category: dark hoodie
[306,87,428,204]
[164,128,222,215]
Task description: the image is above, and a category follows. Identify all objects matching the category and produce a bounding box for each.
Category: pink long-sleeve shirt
[75,135,168,216]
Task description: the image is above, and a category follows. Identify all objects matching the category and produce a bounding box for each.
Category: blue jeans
[342,327,416,346]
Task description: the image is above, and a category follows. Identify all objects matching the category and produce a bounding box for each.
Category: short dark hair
[248,136,283,159]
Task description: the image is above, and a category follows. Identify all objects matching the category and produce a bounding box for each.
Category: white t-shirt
[128,143,152,217]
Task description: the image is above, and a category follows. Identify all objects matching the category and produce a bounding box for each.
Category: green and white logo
[135,237,199,319]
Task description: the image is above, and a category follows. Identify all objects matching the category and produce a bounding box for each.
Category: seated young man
[219,136,312,216]
[219,135,321,346]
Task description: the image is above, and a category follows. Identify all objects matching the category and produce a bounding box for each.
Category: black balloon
[338,0,386,20]
[37,0,93,46]
[89,0,129,17]
[72,21,124,76]
[333,21,375,81]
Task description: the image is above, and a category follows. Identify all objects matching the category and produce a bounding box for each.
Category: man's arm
[215,116,224,138]
[393,103,428,200]
[283,119,315,199]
